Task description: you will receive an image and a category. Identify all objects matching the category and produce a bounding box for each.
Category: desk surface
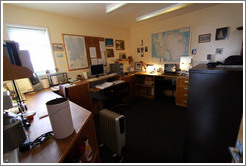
[134,71,188,78]
[86,73,120,82]
[18,89,92,163]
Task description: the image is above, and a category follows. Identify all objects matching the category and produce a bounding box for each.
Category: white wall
[129,3,243,67]
[3,4,131,79]
[3,3,244,77]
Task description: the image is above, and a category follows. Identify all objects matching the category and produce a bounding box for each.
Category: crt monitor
[90,64,104,77]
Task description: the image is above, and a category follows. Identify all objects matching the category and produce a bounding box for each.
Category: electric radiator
[99,109,126,156]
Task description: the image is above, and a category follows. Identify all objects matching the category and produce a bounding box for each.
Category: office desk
[18,89,99,163]
[90,81,129,110]
[65,74,122,116]
[134,72,189,107]
[64,72,188,115]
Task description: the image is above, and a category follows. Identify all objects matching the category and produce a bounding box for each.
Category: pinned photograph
[145,46,148,52]
[191,49,197,55]
[216,48,223,54]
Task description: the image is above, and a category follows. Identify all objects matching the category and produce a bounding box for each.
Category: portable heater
[99,109,126,156]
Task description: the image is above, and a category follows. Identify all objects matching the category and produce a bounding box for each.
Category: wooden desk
[65,74,121,116]
[133,72,189,106]
[18,89,99,163]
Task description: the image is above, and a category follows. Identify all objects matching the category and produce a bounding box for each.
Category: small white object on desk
[41,78,50,89]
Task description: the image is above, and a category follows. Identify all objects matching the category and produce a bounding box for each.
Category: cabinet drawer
[176,93,188,100]
[176,98,188,107]
[177,78,189,87]
[176,77,189,107]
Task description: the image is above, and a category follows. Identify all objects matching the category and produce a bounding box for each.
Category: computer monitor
[164,64,177,74]
[90,64,104,77]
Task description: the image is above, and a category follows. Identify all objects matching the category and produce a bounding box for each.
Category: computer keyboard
[107,73,117,76]
[95,82,114,89]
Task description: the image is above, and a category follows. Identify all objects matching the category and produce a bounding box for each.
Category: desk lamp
[3,55,33,162]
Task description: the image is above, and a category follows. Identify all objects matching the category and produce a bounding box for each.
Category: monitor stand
[95,75,99,78]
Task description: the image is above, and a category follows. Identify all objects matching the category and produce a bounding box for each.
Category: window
[7,25,55,75]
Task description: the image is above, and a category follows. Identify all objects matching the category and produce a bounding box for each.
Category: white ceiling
[7,2,219,28]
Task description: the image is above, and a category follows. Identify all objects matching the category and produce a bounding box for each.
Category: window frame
[5,23,56,75]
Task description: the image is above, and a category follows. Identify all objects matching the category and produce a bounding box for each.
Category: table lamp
[3,55,34,162]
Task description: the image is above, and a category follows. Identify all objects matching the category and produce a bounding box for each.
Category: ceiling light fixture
[135,3,192,22]
[106,3,127,14]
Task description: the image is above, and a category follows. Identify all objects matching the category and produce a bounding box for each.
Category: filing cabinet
[175,77,189,107]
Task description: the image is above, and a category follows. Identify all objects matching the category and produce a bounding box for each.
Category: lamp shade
[3,56,33,81]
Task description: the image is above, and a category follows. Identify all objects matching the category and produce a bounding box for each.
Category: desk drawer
[176,77,189,107]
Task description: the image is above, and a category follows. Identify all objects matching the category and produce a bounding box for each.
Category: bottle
[79,140,86,162]
[83,137,93,162]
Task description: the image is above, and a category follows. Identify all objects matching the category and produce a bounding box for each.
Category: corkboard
[84,36,106,66]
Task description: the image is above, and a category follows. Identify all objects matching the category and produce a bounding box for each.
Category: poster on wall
[63,34,88,70]
[152,27,190,62]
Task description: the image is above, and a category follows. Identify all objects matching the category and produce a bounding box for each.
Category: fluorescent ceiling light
[106,3,127,14]
[135,3,192,22]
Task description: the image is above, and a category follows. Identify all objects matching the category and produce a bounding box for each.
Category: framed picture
[216,27,228,40]
[137,48,140,53]
[135,62,142,70]
[52,43,64,51]
[198,34,211,43]
[105,38,113,47]
[119,52,126,60]
[216,48,223,54]
[115,40,125,50]
[106,49,114,57]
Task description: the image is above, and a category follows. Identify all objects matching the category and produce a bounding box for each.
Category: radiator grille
[99,109,126,156]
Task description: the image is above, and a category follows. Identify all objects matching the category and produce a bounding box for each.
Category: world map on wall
[152,27,190,62]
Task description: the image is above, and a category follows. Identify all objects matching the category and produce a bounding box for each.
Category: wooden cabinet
[66,81,92,112]
[135,74,155,99]
[175,77,189,107]
[64,115,100,163]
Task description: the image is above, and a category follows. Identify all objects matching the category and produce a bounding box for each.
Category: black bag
[224,55,243,65]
